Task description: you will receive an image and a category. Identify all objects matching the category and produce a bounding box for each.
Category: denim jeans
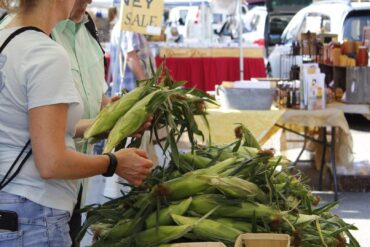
[0,191,71,247]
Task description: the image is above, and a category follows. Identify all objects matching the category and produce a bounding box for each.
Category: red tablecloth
[155,57,266,91]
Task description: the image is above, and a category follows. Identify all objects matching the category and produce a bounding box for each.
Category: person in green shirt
[50,1,109,245]
[52,1,151,245]
[52,7,108,154]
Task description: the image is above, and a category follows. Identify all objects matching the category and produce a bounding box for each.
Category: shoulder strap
[84,12,108,74]
[0,27,41,190]
[0,141,32,190]
[0,26,44,54]
[85,12,105,55]
[0,12,7,23]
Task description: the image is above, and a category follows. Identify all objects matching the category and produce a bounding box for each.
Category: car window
[343,10,370,41]
[281,11,306,43]
[213,13,223,24]
[179,9,188,25]
[299,13,331,34]
[270,16,291,35]
[248,14,260,32]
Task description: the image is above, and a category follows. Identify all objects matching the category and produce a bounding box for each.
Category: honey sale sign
[119,0,164,35]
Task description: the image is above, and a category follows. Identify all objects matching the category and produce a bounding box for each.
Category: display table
[328,102,370,120]
[195,108,285,144]
[155,47,266,91]
[195,106,352,165]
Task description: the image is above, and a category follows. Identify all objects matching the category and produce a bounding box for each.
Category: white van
[165,3,213,42]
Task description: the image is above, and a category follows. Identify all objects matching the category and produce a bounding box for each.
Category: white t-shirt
[0,28,83,214]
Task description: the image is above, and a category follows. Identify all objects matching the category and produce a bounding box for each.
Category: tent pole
[238,0,244,81]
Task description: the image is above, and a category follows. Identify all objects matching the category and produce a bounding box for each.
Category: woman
[0,1,153,246]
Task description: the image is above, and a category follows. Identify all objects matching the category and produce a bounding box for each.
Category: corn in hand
[104,89,168,153]
[84,86,151,139]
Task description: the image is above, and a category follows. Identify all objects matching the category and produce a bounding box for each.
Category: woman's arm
[29,103,153,186]
[127,50,146,81]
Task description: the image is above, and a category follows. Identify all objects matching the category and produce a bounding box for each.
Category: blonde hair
[0,0,38,13]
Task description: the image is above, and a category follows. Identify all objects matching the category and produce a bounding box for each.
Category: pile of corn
[78,124,359,247]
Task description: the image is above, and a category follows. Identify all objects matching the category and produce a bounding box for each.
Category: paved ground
[317,192,370,247]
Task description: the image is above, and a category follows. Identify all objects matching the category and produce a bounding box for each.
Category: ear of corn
[103,90,167,153]
[171,214,242,242]
[194,157,238,176]
[213,217,252,232]
[101,217,142,240]
[145,197,192,228]
[190,194,281,219]
[156,157,237,201]
[84,86,151,139]
[235,124,261,149]
[287,213,320,225]
[156,174,209,201]
[205,176,267,203]
[89,223,113,239]
[134,225,193,247]
[179,152,212,169]
[237,146,259,158]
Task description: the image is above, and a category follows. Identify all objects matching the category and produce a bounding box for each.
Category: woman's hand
[113,148,153,186]
[110,95,121,103]
[129,116,153,138]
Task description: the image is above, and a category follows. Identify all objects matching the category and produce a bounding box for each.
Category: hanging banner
[119,0,164,35]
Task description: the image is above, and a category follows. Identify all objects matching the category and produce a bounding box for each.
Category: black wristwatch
[102,153,117,177]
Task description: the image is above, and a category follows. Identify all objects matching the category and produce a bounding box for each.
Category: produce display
[79,67,359,247]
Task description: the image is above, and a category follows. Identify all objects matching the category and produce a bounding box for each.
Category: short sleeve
[122,32,140,53]
[130,33,141,52]
[21,41,80,110]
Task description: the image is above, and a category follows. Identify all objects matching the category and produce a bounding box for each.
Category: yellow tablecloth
[195,108,285,145]
[195,105,353,167]
[277,108,353,167]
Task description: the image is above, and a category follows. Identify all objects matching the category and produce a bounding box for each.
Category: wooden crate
[169,243,226,247]
[345,67,370,104]
[234,233,290,247]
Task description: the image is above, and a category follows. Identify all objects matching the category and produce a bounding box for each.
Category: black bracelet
[102,153,117,177]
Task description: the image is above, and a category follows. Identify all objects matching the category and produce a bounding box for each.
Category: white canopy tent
[91,0,215,8]
[93,0,247,81]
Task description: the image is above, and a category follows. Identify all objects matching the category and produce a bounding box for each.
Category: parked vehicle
[268,0,370,78]
[216,1,308,48]
[240,5,292,47]
[241,6,268,46]
[164,1,214,43]
[165,5,199,41]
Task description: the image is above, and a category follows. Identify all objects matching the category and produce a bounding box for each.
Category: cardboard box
[169,234,290,247]
[345,67,370,104]
[300,32,317,56]
[300,63,326,110]
[169,243,226,247]
[235,233,290,247]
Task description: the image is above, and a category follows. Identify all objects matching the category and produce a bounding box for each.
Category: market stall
[78,1,367,246]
